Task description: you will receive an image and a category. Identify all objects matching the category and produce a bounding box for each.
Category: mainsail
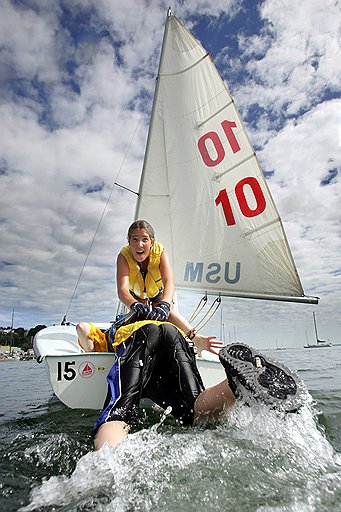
[136,13,317,304]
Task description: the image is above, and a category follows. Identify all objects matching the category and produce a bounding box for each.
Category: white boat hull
[34,325,225,410]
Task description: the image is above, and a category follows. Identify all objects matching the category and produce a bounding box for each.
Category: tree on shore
[0,325,46,351]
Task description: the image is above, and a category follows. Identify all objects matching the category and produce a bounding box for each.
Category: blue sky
[0,0,340,348]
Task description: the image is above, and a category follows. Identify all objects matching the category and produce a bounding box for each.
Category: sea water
[1,347,341,512]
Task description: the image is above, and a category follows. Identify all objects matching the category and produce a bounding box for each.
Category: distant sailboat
[304,312,332,348]
[9,308,14,357]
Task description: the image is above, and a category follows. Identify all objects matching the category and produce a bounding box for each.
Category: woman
[77,220,301,448]
[76,220,221,354]
[116,219,222,356]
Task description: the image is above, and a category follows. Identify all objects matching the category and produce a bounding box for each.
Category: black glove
[114,309,138,329]
[147,301,171,321]
[130,302,150,320]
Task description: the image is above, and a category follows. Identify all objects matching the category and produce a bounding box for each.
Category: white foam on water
[20,426,209,511]
[20,399,341,512]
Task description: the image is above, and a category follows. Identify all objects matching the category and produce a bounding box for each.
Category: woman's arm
[159,250,175,304]
[116,253,136,308]
[168,309,224,356]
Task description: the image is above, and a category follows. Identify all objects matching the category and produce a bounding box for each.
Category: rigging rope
[62,113,144,323]
[192,295,222,333]
[188,293,208,324]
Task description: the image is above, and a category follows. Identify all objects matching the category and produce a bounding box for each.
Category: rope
[192,295,221,332]
[188,293,208,323]
[62,113,144,323]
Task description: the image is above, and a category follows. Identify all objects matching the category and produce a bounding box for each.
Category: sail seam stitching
[242,218,280,238]
[159,52,210,77]
[197,100,234,127]
[213,153,255,180]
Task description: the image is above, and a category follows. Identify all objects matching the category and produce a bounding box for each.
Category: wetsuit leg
[144,324,205,425]
[94,323,162,432]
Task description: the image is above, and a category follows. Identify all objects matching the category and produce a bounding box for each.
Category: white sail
[136,14,317,304]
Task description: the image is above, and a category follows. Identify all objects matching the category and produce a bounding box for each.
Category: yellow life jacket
[113,320,184,349]
[120,240,164,300]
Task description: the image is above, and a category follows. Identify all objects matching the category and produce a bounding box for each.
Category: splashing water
[20,400,341,512]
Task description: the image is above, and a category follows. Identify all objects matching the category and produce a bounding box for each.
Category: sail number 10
[197,120,267,226]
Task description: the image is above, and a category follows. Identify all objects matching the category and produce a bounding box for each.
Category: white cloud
[0,0,61,83]
[0,0,340,348]
[236,0,341,117]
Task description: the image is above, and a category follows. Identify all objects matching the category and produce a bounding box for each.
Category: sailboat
[304,312,332,348]
[33,11,318,410]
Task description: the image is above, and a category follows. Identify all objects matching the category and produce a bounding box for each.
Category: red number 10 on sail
[198,120,267,226]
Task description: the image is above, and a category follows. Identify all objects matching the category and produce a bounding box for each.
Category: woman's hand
[130,302,150,320]
[147,301,171,321]
[193,334,224,357]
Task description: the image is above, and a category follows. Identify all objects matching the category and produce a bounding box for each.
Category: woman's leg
[94,323,163,449]
[76,322,109,352]
[108,324,162,416]
[94,421,130,450]
[76,322,93,351]
[193,380,236,423]
[150,324,236,424]
[144,323,205,425]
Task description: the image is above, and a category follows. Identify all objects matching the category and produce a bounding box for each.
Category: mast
[313,312,318,342]
[134,9,172,220]
[10,308,14,356]
[313,311,327,344]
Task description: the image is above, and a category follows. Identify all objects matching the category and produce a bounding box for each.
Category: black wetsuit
[94,323,204,432]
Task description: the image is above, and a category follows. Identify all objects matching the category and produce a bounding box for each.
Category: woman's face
[129,228,153,263]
